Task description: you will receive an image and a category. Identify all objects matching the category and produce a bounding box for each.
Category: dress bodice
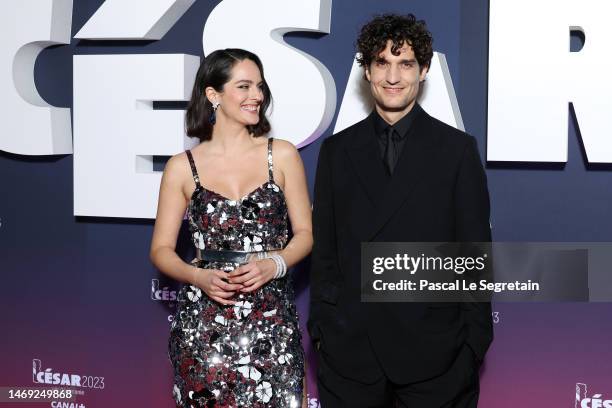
[186,137,288,252]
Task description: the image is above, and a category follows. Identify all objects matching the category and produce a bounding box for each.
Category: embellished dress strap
[185,149,201,188]
[267,137,275,183]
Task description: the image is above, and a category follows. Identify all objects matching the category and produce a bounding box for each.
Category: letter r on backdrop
[488,0,612,163]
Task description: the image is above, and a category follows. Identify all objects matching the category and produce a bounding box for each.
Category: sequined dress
[169,138,304,407]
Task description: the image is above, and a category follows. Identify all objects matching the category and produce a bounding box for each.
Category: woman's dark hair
[185,48,272,141]
[356,14,433,71]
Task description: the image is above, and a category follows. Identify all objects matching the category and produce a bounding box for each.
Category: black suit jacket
[308,106,493,384]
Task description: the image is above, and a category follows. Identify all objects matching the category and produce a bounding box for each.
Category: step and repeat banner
[1,0,612,407]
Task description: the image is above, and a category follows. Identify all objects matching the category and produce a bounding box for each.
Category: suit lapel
[364,110,437,240]
[345,113,389,207]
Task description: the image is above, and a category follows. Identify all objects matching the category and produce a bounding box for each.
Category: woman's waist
[193,248,283,265]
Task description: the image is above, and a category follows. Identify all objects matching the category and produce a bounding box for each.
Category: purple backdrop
[1,1,612,407]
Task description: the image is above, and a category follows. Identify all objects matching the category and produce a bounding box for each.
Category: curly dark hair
[356,13,433,71]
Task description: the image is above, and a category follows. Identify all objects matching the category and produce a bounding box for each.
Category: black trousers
[316,343,480,408]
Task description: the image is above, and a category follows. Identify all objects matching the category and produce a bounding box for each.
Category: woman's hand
[193,267,243,305]
[226,259,277,292]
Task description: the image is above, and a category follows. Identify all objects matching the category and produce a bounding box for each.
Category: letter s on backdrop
[203,0,336,147]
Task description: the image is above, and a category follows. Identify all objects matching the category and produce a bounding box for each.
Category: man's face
[365,40,428,115]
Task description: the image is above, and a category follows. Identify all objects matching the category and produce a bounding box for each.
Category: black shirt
[374,103,423,171]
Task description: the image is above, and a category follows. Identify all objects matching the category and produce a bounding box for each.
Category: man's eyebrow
[374,57,417,64]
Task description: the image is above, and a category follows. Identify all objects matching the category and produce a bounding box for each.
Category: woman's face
[213,59,264,127]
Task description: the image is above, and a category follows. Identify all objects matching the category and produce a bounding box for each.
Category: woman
[150,48,312,407]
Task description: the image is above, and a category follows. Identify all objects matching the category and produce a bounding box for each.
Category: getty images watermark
[361,242,612,302]
[371,251,538,294]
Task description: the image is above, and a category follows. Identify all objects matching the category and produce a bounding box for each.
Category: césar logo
[576,383,612,408]
[151,279,177,301]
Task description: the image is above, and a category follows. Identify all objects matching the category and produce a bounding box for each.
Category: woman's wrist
[186,262,199,286]
[269,253,287,279]
[255,253,287,280]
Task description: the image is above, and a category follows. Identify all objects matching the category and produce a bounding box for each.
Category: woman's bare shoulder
[271,138,299,160]
[162,151,192,184]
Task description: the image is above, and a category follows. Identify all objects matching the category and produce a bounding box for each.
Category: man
[308,14,493,407]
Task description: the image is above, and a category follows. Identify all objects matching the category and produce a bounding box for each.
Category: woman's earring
[209,101,220,125]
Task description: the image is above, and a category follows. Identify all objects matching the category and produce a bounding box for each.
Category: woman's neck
[209,118,254,155]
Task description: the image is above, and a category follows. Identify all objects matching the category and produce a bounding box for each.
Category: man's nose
[386,64,401,84]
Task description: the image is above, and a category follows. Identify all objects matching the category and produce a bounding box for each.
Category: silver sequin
[169,138,303,407]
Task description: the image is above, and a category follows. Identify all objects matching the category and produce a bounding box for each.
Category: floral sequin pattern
[169,140,303,407]
[187,182,288,253]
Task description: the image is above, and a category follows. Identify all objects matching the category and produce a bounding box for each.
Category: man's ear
[365,66,371,82]
[419,65,429,82]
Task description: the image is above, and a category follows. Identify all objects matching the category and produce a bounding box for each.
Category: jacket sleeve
[308,138,341,342]
[455,136,494,364]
